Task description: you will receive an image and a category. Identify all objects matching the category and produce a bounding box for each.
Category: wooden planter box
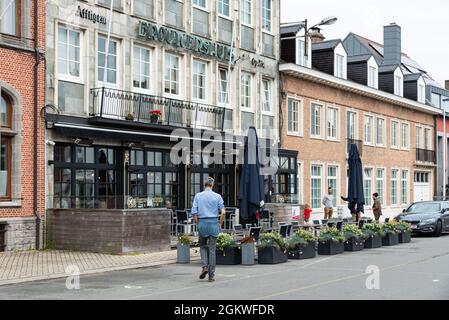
[398,231,412,244]
[177,243,190,264]
[318,241,344,255]
[287,241,316,260]
[257,246,288,264]
[344,238,365,252]
[216,247,242,265]
[382,233,399,246]
[364,235,382,249]
[241,243,255,265]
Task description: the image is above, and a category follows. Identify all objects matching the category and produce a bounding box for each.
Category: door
[414,183,431,202]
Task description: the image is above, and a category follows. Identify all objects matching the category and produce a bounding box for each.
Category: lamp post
[443,98,449,198]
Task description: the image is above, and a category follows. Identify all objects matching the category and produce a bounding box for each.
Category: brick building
[0,0,46,251]
[279,23,440,219]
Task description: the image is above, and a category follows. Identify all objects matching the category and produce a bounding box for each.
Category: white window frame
[240,71,253,111]
[418,83,425,104]
[424,127,432,150]
[310,102,324,139]
[327,106,339,141]
[394,70,403,96]
[375,116,386,147]
[364,114,374,145]
[287,96,303,136]
[240,0,252,26]
[390,119,400,149]
[401,122,410,150]
[391,168,399,207]
[415,125,423,149]
[192,0,207,10]
[376,168,386,206]
[164,51,182,98]
[97,34,120,88]
[217,0,230,18]
[132,0,155,19]
[261,0,272,33]
[217,67,229,107]
[311,164,323,209]
[363,167,373,208]
[192,58,208,102]
[401,169,409,205]
[261,78,272,115]
[335,54,345,79]
[57,25,84,84]
[132,43,152,94]
[346,110,358,140]
[327,164,339,207]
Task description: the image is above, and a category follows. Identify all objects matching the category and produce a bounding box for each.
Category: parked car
[395,201,449,237]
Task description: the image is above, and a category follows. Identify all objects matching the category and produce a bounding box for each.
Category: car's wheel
[434,220,442,237]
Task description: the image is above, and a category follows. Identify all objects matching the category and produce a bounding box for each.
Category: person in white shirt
[322,187,334,219]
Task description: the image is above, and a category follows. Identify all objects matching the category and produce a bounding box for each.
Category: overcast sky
[281,0,449,86]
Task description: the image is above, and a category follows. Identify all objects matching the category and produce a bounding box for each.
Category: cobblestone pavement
[0,248,200,286]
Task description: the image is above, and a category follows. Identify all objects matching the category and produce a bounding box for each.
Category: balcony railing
[89,87,230,132]
[416,148,436,163]
[347,139,363,157]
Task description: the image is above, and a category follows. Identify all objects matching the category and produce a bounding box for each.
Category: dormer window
[418,84,425,104]
[368,65,378,89]
[394,74,403,96]
[297,39,307,67]
[335,54,345,78]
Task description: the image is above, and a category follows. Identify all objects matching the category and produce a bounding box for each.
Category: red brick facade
[0,0,46,249]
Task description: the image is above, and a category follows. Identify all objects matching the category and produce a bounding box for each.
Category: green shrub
[216,233,238,252]
[343,224,364,240]
[362,223,383,238]
[177,234,191,245]
[258,232,287,251]
[287,229,315,250]
[381,221,400,236]
[318,227,345,244]
[394,221,412,233]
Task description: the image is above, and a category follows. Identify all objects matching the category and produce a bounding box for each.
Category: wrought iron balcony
[346,139,363,157]
[89,87,230,131]
[416,148,436,163]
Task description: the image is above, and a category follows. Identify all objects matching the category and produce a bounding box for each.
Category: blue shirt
[191,189,224,219]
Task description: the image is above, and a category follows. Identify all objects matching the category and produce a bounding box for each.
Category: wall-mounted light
[73,138,93,146]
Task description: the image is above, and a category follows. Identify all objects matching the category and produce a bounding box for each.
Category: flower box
[257,246,288,264]
[287,241,316,260]
[364,234,382,249]
[241,243,255,265]
[398,231,411,244]
[216,247,241,265]
[176,243,190,264]
[344,238,365,252]
[382,233,399,246]
[318,241,344,255]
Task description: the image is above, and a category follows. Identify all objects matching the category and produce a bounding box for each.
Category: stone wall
[0,217,37,251]
[46,209,171,255]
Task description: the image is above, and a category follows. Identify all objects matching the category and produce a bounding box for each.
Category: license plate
[411,224,417,229]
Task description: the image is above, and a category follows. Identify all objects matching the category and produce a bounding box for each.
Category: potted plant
[395,221,412,243]
[149,110,162,123]
[257,232,288,264]
[362,223,383,249]
[177,234,191,264]
[343,224,365,252]
[381,221,400,246]
[317,227,345,255]
[216,233,241,265]
[240,236,256,265]
[287,229,317,260]
[125,112,135,121]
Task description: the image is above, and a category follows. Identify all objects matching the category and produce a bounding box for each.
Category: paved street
[1,235,449,300]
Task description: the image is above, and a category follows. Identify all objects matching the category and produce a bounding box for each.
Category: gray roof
[347,54,372,64]
[404,73,423,82]
[311,39,341,51]
[379,65,399,73]
[280,23,305,37]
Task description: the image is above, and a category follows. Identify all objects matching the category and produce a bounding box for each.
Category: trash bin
[0,222,7,252]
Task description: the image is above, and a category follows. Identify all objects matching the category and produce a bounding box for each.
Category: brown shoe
[199,267,208,280]
[208,276,215,282]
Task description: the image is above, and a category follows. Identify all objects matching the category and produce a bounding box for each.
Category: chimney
[445,80,449,90]
[309,27,325,43]
[383,23,401,66]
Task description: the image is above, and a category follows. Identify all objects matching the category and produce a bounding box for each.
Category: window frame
[164,51,182,98]
[346,110,358,140]
[364,114,374,145]
[287,96,302,136]
[311,164,323,209]
[375,116,386,147]
[240,0,252,27]
[401,122,410,150]
[401,169,409,205]
[376,168,386,206]
[327,164,339,207]
[97,34,120,88]
[240,71,253,111]
[132,0,155,20]
[363,167,373,207]
[335,54,345,79]
[56,25,84,84]
[0,0,21,37]
[217,66,229,107]
[310,102,324,139]
[261,0,272,33]
[192,58,208,102]
[0,137,12,202]
[326,106,339,141]
[261,78,272,115]
[132,43,152,94]
[217,0,230,18]
[391,168,399,207]
[390,119,400,149]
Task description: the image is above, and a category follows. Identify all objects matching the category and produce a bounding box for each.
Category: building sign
[76,6,107,25]
[138,21,234,62]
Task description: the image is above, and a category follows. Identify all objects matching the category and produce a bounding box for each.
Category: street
[1,235,449,300]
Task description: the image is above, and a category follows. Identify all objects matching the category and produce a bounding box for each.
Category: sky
[281,0,449,87]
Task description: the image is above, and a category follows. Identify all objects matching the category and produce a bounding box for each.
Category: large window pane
[98,36,118,84]
[165,53,180,95]
[364,168,372,206]
[133,45,151,90]
[58,81,84,114]
[165,0,183,28]
[192,7,209,37]
[134,0,153,18]
[218,0,229,16]
[241,111,254,133]
[240,72,252,109]
[311,165,322,209]
[0,0,17,36]
[261,0,271,31]
[192,60,207,101]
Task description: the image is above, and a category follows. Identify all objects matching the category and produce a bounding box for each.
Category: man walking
[322,187,334,219]
[191,177,225,282]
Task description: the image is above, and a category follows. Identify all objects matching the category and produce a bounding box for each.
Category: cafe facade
[43,0,298,253]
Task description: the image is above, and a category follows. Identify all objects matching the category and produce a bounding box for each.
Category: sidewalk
[0,248,200,286]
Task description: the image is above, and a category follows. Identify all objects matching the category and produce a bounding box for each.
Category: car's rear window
[407,203,441,213]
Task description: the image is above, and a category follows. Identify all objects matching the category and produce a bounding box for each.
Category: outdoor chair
[321,219,329,225]
[278,222,288,228]
[336,221,343,231]
[279,225,289,238]
[249,227,261,241]
[175,210,197,236]
[358,220,366,229]
[286,224,293,237]
[291,221,300,231]
[313,220,321,226]
[233,224,244,235]
[327,222,336,228]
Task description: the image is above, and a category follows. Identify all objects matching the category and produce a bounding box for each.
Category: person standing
[322,187,334,219]
[372,193,382,223]
[191,177,225,282]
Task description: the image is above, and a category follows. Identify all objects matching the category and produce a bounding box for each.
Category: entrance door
[414,171,431,202]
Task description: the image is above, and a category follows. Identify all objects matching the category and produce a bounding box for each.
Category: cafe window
[133,0,154,19]
[133,45,151,91]
[265,154,298,204]
[164,53,180,96]
[98,36,119,86]
[0,0,19,36]
[128,149,179,209]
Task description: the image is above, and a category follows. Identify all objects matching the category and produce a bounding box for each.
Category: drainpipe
[33,0,41,249]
